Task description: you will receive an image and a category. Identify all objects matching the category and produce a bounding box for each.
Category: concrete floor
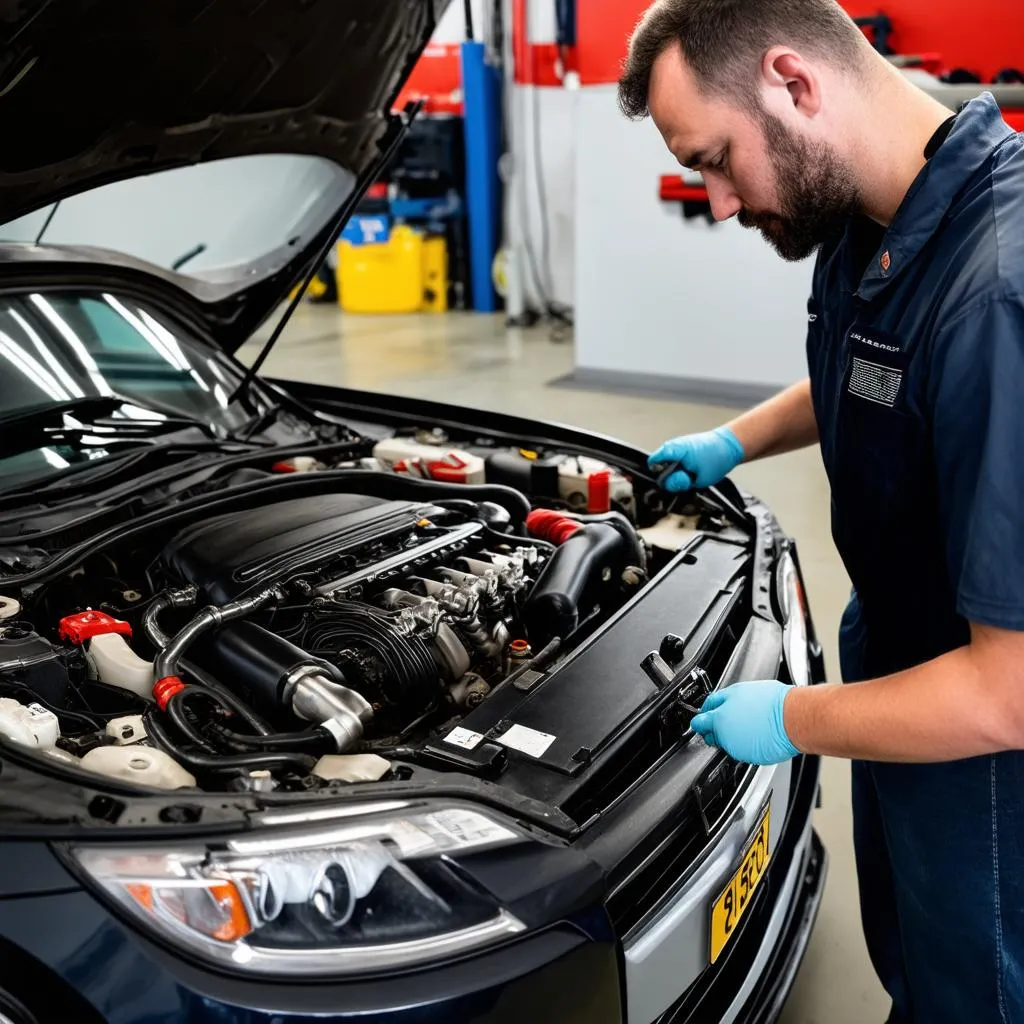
[239,307,891,1024]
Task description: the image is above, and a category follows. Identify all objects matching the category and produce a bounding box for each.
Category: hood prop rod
[229,107,422,411]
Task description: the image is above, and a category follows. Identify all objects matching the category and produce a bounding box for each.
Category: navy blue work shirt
[806,94,1024,681]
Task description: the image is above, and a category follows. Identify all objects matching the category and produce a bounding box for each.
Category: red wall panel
[577,0,647,86]
[394,43,464,115]
[844,1,1024,82]
[578,0,1024,86]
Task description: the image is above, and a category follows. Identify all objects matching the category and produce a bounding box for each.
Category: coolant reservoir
[373,438,486,485]
[313,754,391,783]
[80,746,196,789]
[86,633,154,699]
[556,456,635,514]
[0,698,60,750]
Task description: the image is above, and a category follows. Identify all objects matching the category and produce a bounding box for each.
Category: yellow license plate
[710,805,771,964]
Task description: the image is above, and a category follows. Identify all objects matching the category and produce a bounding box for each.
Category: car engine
[0,466,650,795]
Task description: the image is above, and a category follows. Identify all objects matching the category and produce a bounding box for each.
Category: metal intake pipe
[195,621,373,753]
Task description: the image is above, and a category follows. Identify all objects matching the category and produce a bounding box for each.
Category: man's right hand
[648,426,745,492]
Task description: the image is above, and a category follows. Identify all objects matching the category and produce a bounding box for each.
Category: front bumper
[0,754,823,1024]
[658,811,827,1024]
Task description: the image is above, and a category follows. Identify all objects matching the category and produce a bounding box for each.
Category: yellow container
[421,235,449,313]
[337,226,449,314]
[337,225,424,314]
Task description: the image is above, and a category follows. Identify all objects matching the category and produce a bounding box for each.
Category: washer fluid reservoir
[79,746,196,789]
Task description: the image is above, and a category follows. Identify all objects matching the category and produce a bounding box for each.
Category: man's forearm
[726,379,818,461]
[783,632,1024,762]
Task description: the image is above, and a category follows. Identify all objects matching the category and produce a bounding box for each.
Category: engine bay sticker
[497,724,556,758]
[427,809,516,845]
[444,726,485,751]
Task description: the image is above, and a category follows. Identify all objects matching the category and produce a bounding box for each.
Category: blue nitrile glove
[648,426,745,493]
[689,681,800,765]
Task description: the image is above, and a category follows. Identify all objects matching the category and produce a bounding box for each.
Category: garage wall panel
[574,87,813,395]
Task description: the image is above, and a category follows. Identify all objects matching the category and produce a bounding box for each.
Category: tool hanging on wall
[658,175,714,223]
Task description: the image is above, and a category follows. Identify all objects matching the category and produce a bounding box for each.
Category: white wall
[573,86,814,393]
[507,84,577,309]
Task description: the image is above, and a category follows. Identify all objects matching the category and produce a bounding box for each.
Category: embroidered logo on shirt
[880,250,891,273]
[848,356,902,407]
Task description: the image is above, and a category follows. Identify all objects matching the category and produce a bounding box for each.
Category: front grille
[606,759,749,938]
[606,799,706,935]
[562,727,664,826]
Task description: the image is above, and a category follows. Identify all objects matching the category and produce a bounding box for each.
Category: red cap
[271,461,297,473]
[59,610,132,645]
[153,676,187,710]
[426,453,470,483]
[526,508,583,546]
[587,470,611,513]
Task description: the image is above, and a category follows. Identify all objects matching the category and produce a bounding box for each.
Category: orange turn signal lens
[125,882,154,912]
[206,880,253,942]
[122,878,253,943]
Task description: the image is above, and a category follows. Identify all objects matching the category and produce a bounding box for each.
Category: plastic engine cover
[162,493,429,602]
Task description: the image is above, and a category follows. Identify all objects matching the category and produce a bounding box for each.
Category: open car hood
[0,0,446,351]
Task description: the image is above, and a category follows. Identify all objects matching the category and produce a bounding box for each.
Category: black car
[0,3,826,1022]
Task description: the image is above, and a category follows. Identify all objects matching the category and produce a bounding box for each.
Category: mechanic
[619,1,1024,1021]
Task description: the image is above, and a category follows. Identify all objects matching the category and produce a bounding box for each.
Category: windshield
[0,291,239,415]
[0,155,354,280]
[0,289,246,487]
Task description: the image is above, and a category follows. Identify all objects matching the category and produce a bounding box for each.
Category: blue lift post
[460,40,502,313]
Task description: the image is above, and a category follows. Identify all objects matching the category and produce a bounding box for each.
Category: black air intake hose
[524,519,627,648]
[197,621,344,719]
[553,509,646,570]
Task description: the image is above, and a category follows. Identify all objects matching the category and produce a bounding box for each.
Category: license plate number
[709,805,771,964]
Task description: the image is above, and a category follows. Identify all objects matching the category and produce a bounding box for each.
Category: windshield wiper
[0,397,216,463]
[172,242,207,271]
[0,396,125,431]
[0,438,259,508]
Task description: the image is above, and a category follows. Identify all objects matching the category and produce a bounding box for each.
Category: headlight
[69,802,526,975]
[776,550,811,687]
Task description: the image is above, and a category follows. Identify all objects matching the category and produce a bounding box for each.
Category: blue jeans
[841,598,1024,1022]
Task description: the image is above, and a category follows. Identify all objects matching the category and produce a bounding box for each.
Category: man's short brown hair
[618,0,868,119]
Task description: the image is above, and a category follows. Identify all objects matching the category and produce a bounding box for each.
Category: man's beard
[738,112,861,262]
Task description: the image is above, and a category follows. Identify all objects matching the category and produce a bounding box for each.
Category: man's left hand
[690,681,801,765]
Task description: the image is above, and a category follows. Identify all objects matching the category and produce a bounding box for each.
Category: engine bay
[0,423,727,800]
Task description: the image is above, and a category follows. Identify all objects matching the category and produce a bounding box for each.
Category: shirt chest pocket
[831,326,935,581]
[834,327,925,504]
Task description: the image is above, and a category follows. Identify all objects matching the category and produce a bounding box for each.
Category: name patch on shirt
[845,326,907,408]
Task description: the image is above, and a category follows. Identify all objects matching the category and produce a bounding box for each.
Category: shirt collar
[855,92,1014,301]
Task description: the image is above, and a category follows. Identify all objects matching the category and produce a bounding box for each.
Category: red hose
[153,675,186,711]
[527,508,583,546]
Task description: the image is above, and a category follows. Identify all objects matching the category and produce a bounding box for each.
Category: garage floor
[239,307,891,1024]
